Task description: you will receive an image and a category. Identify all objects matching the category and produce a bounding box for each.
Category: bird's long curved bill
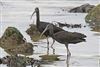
[30,11,35,19]
[40,24,50,39]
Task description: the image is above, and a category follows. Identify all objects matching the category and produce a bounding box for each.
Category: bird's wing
[54,31,83,41]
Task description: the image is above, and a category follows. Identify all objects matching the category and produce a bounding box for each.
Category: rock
[0,27,33,55]
[69,3,95,13]
[39,55,60,62]
[5,43,34,55]
[26,24,46,42]
[85,4,100,32]
[2,55,26,67]
[0,55,41,67]
[0,27,25,49]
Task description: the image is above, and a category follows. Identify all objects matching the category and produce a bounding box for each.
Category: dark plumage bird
[40,24,86,67]
[31,7,64,55]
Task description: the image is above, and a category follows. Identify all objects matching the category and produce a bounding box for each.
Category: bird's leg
[65,44,71,67]
[51,39,55,54]
[47,37,49,55]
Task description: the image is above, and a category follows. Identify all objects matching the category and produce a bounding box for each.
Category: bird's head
[30,7,39,19]
[35,7,39,12]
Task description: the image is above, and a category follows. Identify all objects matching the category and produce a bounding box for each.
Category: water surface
[0,0,100,67]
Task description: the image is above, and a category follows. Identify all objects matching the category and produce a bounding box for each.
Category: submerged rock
[26,24,46,42]
[0,27,33,55]
[85,4,100,32]
[39,55,60,62]
[69,3,95,13]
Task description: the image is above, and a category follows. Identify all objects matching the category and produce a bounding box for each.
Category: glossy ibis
[31,7,64,55]
[40,24,86,67]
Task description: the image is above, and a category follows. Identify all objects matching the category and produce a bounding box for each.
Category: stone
[0,27,25,49]
[39,55,60,62]
[69,3,95,13]
[6,43,34,55]
[85,4,100,32]
[0,27,34,55]
[26,24,46,42]
[0,55,41,67]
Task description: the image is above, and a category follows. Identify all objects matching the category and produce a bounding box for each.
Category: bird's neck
[36,11,40,27]
[49,27,55,38]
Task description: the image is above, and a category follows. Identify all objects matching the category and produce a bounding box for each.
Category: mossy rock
[85,4,100,32]
[91,26,100,32]
[0,27,25,49]
[0,27,34,55]
[5,43,34,56]
[39,55,60,62]
[2,27,23,39]
[10,56,26,67]
[3,55,32,67]
[26,24,46,42]
[85,4,100,23]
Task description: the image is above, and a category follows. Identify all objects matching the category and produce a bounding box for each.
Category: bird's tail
[81,38,86,42]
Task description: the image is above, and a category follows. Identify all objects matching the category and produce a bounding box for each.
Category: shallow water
[0,0,100,67]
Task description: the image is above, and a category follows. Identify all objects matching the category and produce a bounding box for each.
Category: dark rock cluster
[54,21,86,28]
[69,3,95,13]
[0,55,41,67]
